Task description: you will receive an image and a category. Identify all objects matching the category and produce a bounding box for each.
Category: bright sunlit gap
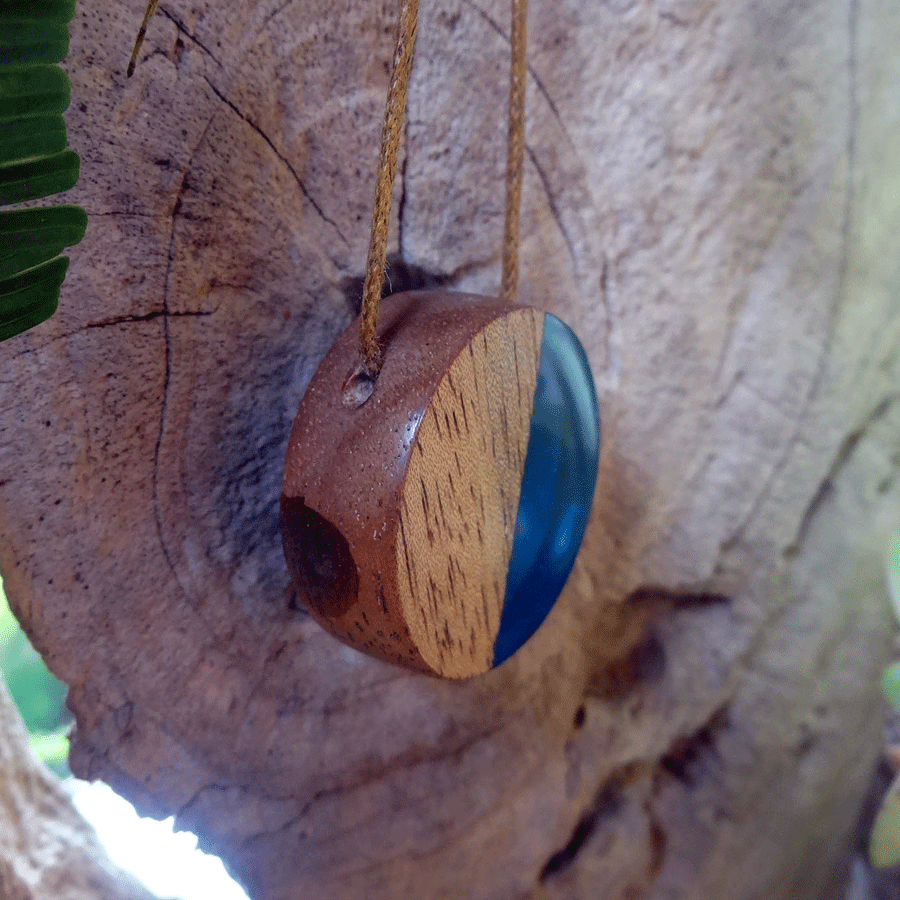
[68,780,250,900]
[0,573,249,900]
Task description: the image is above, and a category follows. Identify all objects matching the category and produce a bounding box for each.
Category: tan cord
[359,0,420,378]
[359,0,529,378]
[501,0,528,301]
[127,0,160,77]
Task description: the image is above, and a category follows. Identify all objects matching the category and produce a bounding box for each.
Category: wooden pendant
[281,291,600,678]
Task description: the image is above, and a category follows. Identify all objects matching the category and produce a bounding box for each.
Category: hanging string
[127,0,160,77]
[359,0,420,378]
[501,0,529,301]
[359,0,530,380]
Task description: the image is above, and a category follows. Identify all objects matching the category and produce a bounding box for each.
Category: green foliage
[872,782,900,869]
[0,206,86,280]
[0,0,86,343]
[0,579,70,776]
[0,149,81,205]
[872,531,900,868]
[882,661,900,714]
[0,1,78,66]
[29,726,70,778]
[887,530,900,622]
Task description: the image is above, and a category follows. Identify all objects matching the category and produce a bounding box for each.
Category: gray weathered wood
[0,0,898,897]
[0,675,159,900]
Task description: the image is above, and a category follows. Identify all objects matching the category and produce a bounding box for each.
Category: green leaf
[0,1,78,23]
[872,778,900,868]
[0,64,71,121]
[0,22,70,66]
[0,4,85,341]
[882,662,900,712]
[0,256,67,341]
[29,728,71,777]
[0,115,67,165]
[0,206,86,280]
[0,149,79,204]
[0,588,19,648]
[887,531,900,621]
[0,580,70,737]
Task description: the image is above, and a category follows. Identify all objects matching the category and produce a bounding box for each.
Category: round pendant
[281,291,600,678]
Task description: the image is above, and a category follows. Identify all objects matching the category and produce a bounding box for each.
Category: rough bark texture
[0,0,898,898]
[0,675,159,900]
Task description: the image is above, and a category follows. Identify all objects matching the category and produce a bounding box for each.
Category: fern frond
[0,0,86,343]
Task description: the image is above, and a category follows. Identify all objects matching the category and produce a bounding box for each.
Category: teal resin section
[493,313,600,666]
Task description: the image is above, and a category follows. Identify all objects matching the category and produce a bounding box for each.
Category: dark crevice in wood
[589,587,728,699]
[638,587,731,610]
[397,112,410,255]
[591,630,666,699]
[539,765,642,882]
[152,172,191,591]
[572,704,586,729]
[539,789,620,880]
[262,0,297,28]
[341,254,451,316]
[784,392,900,559]
[158,5,225,69]
[82,308,218,329]
[658,704,729,787]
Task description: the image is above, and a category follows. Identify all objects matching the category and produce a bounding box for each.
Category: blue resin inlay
[492,314,600,666]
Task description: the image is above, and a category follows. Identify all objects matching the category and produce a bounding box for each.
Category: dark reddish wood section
[281,290,516,674]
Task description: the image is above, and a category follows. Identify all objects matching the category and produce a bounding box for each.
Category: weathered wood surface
[0,675,159,900]
[0,0,898,898]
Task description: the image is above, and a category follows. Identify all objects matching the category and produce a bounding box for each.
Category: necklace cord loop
[128,0,530,376]
[501,0,528,302]
[359,0,420,377]
[360,0,529,378]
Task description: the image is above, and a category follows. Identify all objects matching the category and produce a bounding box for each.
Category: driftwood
[0,675,158,900]
[1,0,899,897]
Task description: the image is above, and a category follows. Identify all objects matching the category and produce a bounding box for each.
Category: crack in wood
[658,704,729,787]
[159,5,225,69]
[236,718,508,851]
[710,0,862,567]
[539,764,641,881]
[262,0,299,30]
[202,76,349,246]
[525,144,577,274]
[588,586,729,698]
[6,307,219,361]
[784,391,900,558]
[82,308,217,329]
[539,707,729,888]
[152,140,207,595]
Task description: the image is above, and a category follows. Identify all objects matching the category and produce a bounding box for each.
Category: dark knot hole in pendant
[281,496,359,618]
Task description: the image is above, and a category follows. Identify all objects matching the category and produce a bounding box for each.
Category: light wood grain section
[396,308,544,677]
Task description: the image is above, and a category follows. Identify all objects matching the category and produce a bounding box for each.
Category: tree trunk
[0,674,158,900]
[1,0,898,898]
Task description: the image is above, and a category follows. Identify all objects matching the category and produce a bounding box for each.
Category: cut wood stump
[0,0,899,897]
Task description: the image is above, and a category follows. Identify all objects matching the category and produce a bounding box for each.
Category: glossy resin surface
[493,313,601,665]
